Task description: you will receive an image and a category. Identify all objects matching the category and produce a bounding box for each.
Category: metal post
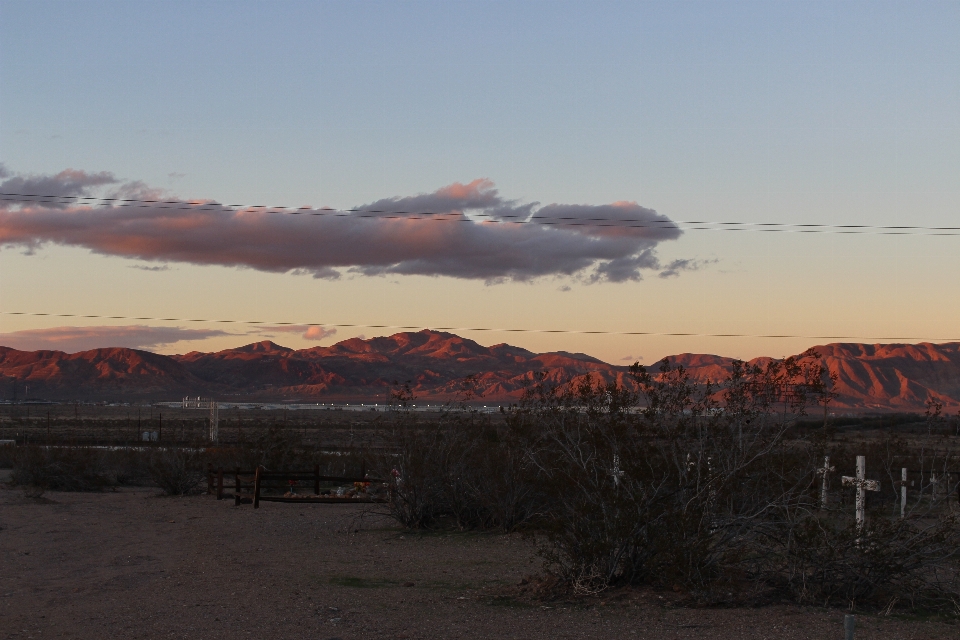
[844,614,856,640]
[253,465,262,509]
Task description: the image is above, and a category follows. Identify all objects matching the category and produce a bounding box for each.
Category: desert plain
[2,478,957,640]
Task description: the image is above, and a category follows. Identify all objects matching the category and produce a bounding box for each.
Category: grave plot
[206,463,388,507]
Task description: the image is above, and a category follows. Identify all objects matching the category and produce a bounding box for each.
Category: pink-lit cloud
[257,325,338,341]
[0,167,696,282]
[0,325,233,353]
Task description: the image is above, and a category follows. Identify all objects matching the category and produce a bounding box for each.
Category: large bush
[11,445,114,491]
[379,353,960,613]
[374,379,543,532]
[149,446,205,496]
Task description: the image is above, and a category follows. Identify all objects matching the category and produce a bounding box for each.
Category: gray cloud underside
[1,169,693,282]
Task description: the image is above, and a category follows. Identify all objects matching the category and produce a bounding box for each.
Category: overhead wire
[2,191,959,236]
[1,311,958,343]
[2,193,956,344]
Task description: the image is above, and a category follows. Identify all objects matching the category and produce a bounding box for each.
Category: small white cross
[842,456,879,534]
[611,455,625,487]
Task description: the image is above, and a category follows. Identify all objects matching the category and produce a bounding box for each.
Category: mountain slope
[0,346,216,398]
[2,332,959,410]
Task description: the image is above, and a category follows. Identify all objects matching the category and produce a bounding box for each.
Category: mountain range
[1,330,959,412]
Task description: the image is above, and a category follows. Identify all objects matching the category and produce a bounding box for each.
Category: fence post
[253,465,262,509]
[234,467,241,506]
[206,463,214,494]
[314,464,320,496]
[844,614,856,640]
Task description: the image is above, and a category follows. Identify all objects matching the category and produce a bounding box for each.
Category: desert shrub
[149,446,204,496]
[514,353,830,596]
[11,445,114,491]
[772,511,960,611]
[378,422,451,528]
[110,449,155,486]
[0,442,15,469]
[459,424,543,531]
[375,359,960,613]
[375,379,543,531]
[203,423,367,479]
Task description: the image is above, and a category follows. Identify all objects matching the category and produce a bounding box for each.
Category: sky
[1,0,959,364]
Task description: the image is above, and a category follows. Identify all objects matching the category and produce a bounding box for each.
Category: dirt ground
[1,482,956,640]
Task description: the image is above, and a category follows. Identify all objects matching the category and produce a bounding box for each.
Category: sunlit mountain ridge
[1,331,959,411]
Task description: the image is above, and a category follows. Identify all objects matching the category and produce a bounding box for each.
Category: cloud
[657,258,717,279]
[0,325,231,353]
[0,169,694,283]
[129,264,171,271]
[258,325,338,341]
[620,355,643,362]
[303,326,337,340]
[0,165,118,209]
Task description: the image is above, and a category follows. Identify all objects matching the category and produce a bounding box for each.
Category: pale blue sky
[1,0,959,362]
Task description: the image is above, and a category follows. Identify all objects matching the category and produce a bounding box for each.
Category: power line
[2,311,958,343]
[2,192,958,236]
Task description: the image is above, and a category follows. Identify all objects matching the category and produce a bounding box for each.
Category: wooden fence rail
[206,463,386,508]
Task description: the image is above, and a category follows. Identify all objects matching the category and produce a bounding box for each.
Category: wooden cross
[900,468,908,519]
[611,455,625,487]
[817,455,835,508]
[842,456,879,534]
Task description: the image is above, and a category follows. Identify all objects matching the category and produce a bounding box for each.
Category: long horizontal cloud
[0,325,231,353]
[0,166,690,282]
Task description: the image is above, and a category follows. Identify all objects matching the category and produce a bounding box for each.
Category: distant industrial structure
[181,397,220,443]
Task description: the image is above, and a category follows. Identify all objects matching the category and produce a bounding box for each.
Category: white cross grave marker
[842,456,879,534]
[611,455,625,487]
[817,456,835,508]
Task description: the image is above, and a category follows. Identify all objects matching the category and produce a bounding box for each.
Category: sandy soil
[1,483,956,640]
